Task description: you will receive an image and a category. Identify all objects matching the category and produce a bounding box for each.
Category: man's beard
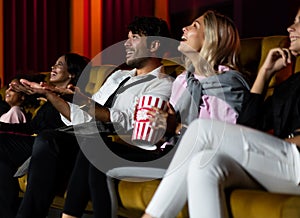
[126,57,149,69]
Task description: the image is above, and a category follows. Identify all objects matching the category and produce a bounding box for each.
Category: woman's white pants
[145,119,300,218]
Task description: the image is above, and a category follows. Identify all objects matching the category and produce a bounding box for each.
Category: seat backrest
[240,35,300,96]
[84,65,118,96]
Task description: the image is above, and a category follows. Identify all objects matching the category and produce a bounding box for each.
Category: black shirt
[0,101,65,134]
[238,73,300,139]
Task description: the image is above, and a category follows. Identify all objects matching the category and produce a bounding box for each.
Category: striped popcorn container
[132,95,167,146]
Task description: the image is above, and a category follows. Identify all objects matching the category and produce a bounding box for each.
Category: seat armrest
[106,167,166,218]
[106,167,166,181]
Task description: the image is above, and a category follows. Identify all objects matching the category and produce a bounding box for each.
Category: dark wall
[169,0,234,41]
[240,0,299,37]
[169,0,299,40]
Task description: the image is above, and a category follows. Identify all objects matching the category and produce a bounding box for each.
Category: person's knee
[31,130,60,157]
[188,151,231,179]
[187,119,216,137]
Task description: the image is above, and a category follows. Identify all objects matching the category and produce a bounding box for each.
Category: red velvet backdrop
[2,0,155,84]
[3,0,70,84]
[102,0,154,49]
[100,0,155,65]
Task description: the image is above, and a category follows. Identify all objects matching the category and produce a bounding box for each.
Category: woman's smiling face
[287,8,300,56]
[50,55,73,87]
[178,15,205,54]
[5,80,24,107]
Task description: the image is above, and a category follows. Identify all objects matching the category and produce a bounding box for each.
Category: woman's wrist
[251,68,271,94]
[257,68,271,83]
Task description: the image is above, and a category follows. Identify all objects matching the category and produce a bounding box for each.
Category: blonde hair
[199,10,241,73]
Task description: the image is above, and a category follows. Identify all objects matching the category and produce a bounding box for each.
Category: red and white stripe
[132,95,167,144]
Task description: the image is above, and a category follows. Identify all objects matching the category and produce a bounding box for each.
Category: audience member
[0,79,27,123]
[64,10,250,218]
[142,6,300,218]
[0,53,89,218]
[147,10,250,146]
[15,16,173,218]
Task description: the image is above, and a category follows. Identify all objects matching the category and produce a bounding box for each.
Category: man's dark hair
[127,16,172,57]
[127,16,171,38]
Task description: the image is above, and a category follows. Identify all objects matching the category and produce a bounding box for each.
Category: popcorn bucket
[132,95,168,146]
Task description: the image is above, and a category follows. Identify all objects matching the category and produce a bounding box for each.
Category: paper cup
[132,95,168,147]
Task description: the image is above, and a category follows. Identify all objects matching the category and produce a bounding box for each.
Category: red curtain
[3,0,70,85]
[102,0,154,49]
[100,0,154,65]
[69,0,155,65]
[2,0,166,84]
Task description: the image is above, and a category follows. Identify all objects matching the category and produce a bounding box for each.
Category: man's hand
[148,102,178,135]
[70,85,91,106]
[285,136,300,147]
[48,84,75,96]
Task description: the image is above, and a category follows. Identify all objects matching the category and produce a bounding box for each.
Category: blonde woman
[144,7,300,218]
[142,10,250,218]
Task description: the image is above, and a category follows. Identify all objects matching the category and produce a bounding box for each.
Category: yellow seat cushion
[85,65,117,96]
[118,179,189,218]
[18,174,27,193]
[230,190,300,218]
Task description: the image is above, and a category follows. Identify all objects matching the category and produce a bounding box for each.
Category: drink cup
[132,95,168,148]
